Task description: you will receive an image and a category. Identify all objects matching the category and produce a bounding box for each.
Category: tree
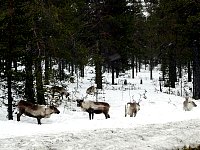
[7,0,15,120]
[184,1,200,99]
[83,0,144,87]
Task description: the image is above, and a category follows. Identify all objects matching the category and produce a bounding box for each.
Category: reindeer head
[185,96,189,101]
[136,102,140,111]
[76,99,84,107]
[49,105,60,114]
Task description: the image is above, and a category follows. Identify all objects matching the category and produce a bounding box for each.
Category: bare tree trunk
[80,64,84,77]
[161,57,167,81]
[25,45,35,103]
[58,58,64,81]
[144,57,147,70]
[188,61,192,82]
[193,42,200,100]
[33,26,45,105]
[111,62,115,85]
[169,48,176,88]
[139,58,141,72]
[136,57,138,76]
[169,62,176,88]
[95,41,102,89]
[35,57,45,105]
[71,62,74,76]
[150,58,153,80]
[131,56,135,79]
[116,62,119,78]
[178,63,182,78]
[44,54,50,85]
[7,0,14,120]
[95,61,102,89]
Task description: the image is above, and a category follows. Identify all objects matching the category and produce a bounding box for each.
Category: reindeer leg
[92,112,94,120]
[107,114,110,118]
[89,112,94,120]
[104,113,109,119]
[17,110,24,121]
[88,108,94,120]
[134,110,137,117]
[37,118,42,125]
[17,112,22,121]
[89,112,92,120]
[130,112,133,117]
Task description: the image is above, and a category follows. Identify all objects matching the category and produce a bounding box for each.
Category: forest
[0,0,200,120]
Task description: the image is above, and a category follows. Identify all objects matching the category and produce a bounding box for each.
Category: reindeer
[76,99,110,120]
[125,102,140,117]
[17,100,60,124]
[50,86,70,99]
[183,97,197,111]
[86,86,96,95]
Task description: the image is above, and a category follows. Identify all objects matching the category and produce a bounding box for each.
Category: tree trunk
[71,61,74,76]
[136,57,138,76]
[131,56,134,79]
[6,58,13,120]
[58,58,65,81]
[188,61,192,82]
[62,59,66,79]
[111,62,115,85]
[80,64,84,77]
[150,58,153,80]
[35,57,45,105]
[169,64,176,88]
[169,50,176,88]
[178,63,182,78]
[144,57,147,70]
[116,62,119,78]
[44,55,50,85]
[25,47,35,103]
[161,57,167,81]
[94,40,103,89]
[193,42,200,100]
[139,58,141,72]
[95,61,102,89]
[7,0,15,120]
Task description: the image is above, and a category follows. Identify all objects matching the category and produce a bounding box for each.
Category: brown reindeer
[76,99,110,120]
[17,100,60,124]
[50,86,70,99]
[125,102,140,117]
[86,86,96,95]
[183,97,197,111]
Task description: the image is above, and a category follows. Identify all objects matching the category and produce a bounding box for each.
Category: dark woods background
[0,0,200,120]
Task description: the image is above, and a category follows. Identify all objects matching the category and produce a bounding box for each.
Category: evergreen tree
[0,0,15,120]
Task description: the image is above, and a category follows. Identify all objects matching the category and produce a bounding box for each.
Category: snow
[0,66,200,150]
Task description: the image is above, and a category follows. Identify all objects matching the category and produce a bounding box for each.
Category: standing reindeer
[17,100,60,124]
[183,97,197,111]
[76,99,110,120]
[125,101,140,117]
[50,86,70,99]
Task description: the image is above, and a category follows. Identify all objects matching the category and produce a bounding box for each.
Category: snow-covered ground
[0,66,200,150]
